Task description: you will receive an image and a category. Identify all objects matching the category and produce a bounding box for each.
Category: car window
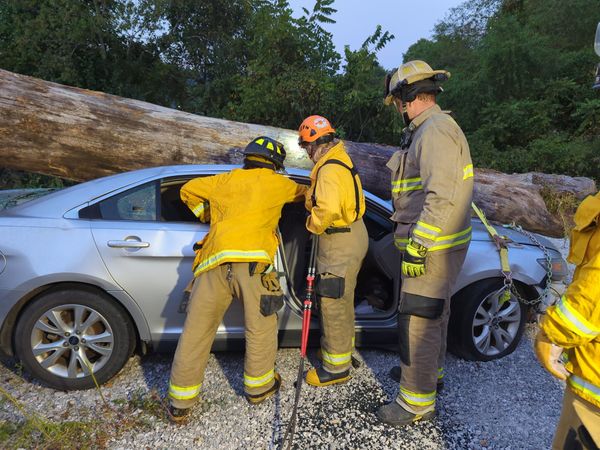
[80,181,158,221]
[160,177,198,223]
[99,182,158,220]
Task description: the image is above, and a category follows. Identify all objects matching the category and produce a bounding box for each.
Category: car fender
[453,241,547,294]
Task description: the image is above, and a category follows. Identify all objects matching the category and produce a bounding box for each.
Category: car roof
[1,165,388,218]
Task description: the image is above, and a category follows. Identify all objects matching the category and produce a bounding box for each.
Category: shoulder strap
[311,159,360,221]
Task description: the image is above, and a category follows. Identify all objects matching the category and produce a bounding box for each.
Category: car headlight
[537,257,568,281]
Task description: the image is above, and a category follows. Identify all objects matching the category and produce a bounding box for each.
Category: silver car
[0,165,568,390]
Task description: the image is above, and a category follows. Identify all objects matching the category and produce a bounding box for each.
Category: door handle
[107,240,150,249]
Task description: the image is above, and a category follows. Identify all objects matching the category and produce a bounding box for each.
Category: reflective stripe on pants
[318,220,369,374]
[168,263,278,409]
[396,248,467,414]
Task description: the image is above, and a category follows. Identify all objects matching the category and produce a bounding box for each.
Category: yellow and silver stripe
[399,386,436,407]
[391,177,423,194]
[193,249,271,276]
[569,376,600,403]
[192,201,209,218]
[427,226,472,251]
[244,369,275,388]
[396,226,471,252]
[322,349,352,366]
[554,296,600,339]
[168,382,202,400]
[413,221,442,241]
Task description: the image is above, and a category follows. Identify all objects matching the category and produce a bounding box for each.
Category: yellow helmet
[384,60,450,105]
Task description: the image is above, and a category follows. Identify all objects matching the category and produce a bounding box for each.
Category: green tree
[226,0,341,128]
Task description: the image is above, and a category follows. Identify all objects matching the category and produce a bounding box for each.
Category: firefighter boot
[389,366,444,392]
[245,373,282,404]
[306,367,351,387]
[168,405,192,424]
[376,401,436,426]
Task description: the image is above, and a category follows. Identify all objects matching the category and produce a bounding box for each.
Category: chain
[501,223,555,308]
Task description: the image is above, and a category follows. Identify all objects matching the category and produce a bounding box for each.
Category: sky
[287,0,465,70]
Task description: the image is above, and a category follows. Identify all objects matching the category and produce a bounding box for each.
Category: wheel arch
[452,276,540,312]
[1,282,151,357]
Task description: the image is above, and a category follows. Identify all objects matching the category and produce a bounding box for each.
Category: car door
[86,176,245,345]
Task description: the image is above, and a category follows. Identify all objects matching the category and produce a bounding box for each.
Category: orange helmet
[298,115,336,145]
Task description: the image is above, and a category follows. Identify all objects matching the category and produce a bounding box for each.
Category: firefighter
[377,60,474,425]
[167,136,307,421]
[535,191,600,449]
[298,115,369,387]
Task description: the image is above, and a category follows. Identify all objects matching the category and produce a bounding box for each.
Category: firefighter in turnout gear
[167,137,307,421]
[535,191,600,449]
[298,115,369,386]
[377,60,474,426]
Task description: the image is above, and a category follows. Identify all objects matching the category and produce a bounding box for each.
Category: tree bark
[0,69,595,237]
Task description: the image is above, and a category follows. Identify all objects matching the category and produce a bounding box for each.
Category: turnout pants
[168,262,280,409]
[552,386,600,450]
[396,248,467,413]
[317,219,369,373]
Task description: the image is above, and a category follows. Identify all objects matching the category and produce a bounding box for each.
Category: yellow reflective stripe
[427,226,472,251]
[555,296,600,338]
[391,177,423,194]
[392,185,423,193]
[413,228,437,241]
[244,369,274,388]
[266,142,274,151]
[392,177,422,184]
[398,227,471,252]
[256,138,265,145]
[399,387,436,406]
[169,382,202,400]
[194,250,271,276]
[437,226,472,241]
[192,202,207,217]
[322,349,352,366]
[429,236,471,251]
[437,367,444,380]
[569,376,600,401]
[413,225,471,248]
[463,164,474,180]
[417,221,441,233]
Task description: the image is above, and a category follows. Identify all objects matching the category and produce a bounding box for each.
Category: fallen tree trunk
[0,69,596,236]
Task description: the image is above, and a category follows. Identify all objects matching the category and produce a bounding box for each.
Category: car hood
[472,219,558,251]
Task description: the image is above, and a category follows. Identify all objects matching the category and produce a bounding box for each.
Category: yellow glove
[261,272,281,292]
[402,238,427,277]
[534,330,568,380]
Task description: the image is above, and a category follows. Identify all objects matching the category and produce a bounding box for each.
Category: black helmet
[243,136,286,169]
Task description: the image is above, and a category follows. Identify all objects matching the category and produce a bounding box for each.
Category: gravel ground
[0,236,573,449]
[0,338,566,450]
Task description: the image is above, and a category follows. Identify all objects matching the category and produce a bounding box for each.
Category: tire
[14,288,135,390]
[448,278,527,361]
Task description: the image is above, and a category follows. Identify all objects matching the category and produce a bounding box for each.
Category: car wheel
[14,288,135,390]
[448,278,527,361]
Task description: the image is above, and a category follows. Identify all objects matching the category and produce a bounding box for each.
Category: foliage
[404,0,599,181]
[0,0,598,187]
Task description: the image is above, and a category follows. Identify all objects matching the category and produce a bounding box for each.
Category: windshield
[0,188,59,211]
